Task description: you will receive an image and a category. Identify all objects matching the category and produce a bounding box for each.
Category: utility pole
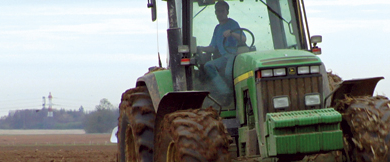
[42,96,46,109]
[47,92,53,117]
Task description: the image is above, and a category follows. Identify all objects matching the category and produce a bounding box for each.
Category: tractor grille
[258,75,323,117]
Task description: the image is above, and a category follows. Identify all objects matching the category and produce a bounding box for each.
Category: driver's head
[215,1,229,23]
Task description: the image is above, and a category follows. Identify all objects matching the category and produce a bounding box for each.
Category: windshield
[167,0,308,110]
[192,0,306,51]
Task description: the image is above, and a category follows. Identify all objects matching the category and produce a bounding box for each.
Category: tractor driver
[198,1,246,105]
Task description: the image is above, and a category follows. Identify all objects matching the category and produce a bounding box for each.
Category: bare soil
[0,134,117,162]
[0,129,86,135]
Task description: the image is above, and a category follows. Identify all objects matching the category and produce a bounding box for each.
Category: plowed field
[0,133,117,162]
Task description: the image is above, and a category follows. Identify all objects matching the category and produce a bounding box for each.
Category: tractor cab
[154,0,320,110]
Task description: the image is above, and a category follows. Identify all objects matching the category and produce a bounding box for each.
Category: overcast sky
[0,0,389,117]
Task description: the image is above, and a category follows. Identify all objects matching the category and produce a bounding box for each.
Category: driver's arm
[198,46,215,53]
[223,30,246,43]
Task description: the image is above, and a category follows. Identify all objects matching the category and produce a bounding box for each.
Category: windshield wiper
[193,5,208,19]
[259,0,289,24]
[259,0,294,34]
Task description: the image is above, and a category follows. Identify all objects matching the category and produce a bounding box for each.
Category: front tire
[155,107,230,162]
[335,95,390,162]
[118,86,155,162]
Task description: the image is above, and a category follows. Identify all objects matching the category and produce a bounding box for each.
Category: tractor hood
[233,49,322,78]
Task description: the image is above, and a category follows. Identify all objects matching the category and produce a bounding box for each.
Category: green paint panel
[220,110,236,118]
[275,135,296,154]
[152,70,174,97]
[234,49,322,79]
[322,131,343,151]
[238,127,248,143]
[296,125,316,133]
[316,108,342,123]
[319,123,340,131]
[265,108,343,156]
[267,108,341,129]
[297,133,320,153]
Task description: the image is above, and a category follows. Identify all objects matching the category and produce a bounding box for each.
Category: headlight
[273,96,289,109]
[298,66,310,74]
[261,69,273,77]
[310,66,320,73]
[273,68,286,76]
[305,93,321,106]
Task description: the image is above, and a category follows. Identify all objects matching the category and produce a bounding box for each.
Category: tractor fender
[329,77,384,107]
[154,91,210,124]
[136,70,212,144]
[136,70,174,111]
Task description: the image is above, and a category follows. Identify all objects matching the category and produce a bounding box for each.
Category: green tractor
[116,0,390,161]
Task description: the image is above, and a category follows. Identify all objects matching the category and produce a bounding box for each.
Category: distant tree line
[0,98,119,133]
[83,98,119,133]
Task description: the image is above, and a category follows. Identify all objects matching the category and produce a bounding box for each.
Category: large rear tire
[335,95,390,162]
[118,86,155,162]
[155,107,230,162]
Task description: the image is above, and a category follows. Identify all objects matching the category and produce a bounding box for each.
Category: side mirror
[311,35,322,44]
[310,35,322,55]
[147,0,157,21]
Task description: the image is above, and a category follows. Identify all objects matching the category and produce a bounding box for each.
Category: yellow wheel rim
[166,141,177,162]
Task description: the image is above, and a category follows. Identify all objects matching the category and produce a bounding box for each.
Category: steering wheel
[223,28,255,54]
